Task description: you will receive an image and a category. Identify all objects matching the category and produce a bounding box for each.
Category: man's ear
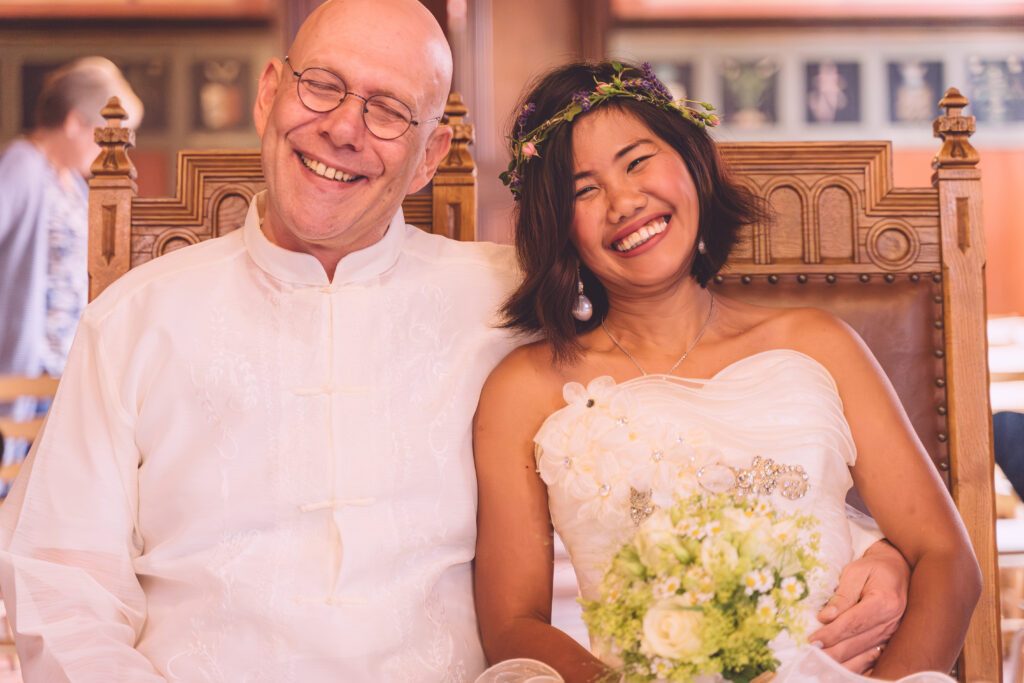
[62,109,87,138]
[253,59,283,138]
[406,124,453,195]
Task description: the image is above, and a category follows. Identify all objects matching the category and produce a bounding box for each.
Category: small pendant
[572,294,593,321]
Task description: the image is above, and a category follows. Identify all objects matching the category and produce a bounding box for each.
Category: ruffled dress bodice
[534,349,858,646]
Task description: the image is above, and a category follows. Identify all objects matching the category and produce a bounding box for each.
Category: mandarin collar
[243,191,406,289]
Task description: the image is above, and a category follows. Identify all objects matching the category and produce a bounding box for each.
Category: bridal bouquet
[581,493,822,683]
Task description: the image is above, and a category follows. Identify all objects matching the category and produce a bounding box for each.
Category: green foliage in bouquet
[581,493,822,683]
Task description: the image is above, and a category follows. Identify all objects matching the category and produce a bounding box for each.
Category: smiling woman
[501,61,765,363]
[472,59,979,683]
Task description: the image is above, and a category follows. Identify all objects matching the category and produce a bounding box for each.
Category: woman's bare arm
[473,346,609,682]
[792,309,981,677]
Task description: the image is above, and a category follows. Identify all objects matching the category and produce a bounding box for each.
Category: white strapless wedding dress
[477,350,954,682]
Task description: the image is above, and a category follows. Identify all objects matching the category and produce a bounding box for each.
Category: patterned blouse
[40,172,88,376]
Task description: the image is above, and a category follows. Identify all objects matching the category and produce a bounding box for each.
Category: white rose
[699,536,739,571]
[636,511,685,573]
[739,520,774,561]
[641,596,705,659]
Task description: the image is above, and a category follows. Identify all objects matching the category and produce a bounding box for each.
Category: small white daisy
[652,575,682,599]
[743,568,774,595]
[701,520,723,538]
[650,657,674,677]
[780,576,805,601]
[756,595,778,619]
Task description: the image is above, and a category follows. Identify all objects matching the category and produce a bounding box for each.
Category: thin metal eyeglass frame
[283,56,440,140]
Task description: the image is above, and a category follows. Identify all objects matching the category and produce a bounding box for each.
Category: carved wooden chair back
[710,88,995,682]
[87,92,476,299]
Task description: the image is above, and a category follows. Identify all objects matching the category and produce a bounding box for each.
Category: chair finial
[91,96,137,179]
[439,92,475,175]
[932,87,979,171]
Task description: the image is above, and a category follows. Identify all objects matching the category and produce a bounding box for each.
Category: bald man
[0,2,906,681]
[0,2,512,680]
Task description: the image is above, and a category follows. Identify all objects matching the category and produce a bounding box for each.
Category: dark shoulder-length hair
[501,60,767,364]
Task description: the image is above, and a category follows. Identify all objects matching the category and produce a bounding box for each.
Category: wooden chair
[87,92,477,299]
[0,375,60,481]
[87,88,998,682]
[709,88,996,682]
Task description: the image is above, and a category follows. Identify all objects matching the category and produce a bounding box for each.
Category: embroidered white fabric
[509,351,952,681]
[0,193,521,682]
[535,352,858,644]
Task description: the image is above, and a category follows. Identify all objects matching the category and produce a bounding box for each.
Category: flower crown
[499,61,719,199]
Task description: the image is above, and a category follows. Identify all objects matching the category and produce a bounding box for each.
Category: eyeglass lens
[296,67,414,140]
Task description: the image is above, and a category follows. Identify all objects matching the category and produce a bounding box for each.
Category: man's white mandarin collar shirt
[245,192,405,287]
[0,193,520,682]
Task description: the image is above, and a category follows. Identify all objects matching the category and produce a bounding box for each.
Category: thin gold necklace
[601,292,715,377]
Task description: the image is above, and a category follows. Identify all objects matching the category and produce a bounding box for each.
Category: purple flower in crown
[516,102,536,137]
[571,90,593,112]
[500,61,718,199]
[639,62,673,102]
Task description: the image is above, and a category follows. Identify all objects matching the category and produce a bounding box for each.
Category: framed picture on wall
[192,58,251,132]
[967,55,1024,123]
[720,57,778,129]
[118,58,170,133]
[805,61,860,124]
[887,59,944,123]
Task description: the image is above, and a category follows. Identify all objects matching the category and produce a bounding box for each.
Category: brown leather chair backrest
[708,90,995,681]
[87,92,476,299]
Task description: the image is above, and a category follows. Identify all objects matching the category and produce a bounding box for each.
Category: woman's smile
[611,214,671,254]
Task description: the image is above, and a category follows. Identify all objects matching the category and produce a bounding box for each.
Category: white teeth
[300,154,359,183]
[613,218,669,252]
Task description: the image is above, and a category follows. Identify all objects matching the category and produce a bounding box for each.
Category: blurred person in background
[995,411,1024,499]
[0,57,142,482]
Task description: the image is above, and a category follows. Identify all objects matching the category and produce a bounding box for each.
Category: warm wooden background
[0,0,1021,315]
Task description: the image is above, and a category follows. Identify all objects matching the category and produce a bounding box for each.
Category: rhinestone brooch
[629,487,656,526]
[696,455,809,500]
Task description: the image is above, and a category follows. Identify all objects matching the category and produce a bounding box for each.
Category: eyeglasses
[284,56,439,140]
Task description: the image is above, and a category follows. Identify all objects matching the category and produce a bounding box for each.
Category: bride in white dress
[473,61,979,682]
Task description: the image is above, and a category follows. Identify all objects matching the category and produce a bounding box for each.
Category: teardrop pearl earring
[698,237,707,255]
[572,268,593,322]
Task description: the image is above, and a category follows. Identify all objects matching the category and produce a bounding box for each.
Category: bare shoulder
[477,341,569,438]
[769,305,855,342]
[484,341,563,393]
[713,297,853,348]
[757,305,878,381]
